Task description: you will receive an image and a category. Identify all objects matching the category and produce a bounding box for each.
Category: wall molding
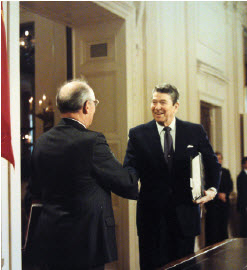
[199,92,224,107]
[95,1,135,19]
[197,60,229,84]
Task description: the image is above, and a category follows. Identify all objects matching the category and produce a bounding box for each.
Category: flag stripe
[1,2,15,167]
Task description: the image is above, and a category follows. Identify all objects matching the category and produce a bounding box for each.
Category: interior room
[2,1,247,270]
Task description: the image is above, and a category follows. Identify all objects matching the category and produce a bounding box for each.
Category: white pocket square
[187,145,194,148]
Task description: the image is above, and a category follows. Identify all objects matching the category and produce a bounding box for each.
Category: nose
[155,102,162,109]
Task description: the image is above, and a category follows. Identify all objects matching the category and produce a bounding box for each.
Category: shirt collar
[64,117,86,129]
[156,117,176,135]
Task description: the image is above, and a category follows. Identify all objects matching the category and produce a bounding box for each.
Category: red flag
[1,3,15,167]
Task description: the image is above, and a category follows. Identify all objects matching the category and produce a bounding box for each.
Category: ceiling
[20,1,121,27]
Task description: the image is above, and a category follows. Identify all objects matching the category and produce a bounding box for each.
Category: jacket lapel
[174,118,185,158]
[146,120,167,165]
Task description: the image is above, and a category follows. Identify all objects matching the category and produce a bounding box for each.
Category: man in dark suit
[205,152,233,246]
[123,83,220,270]
[25,79,138,270]
[237,156,247,237]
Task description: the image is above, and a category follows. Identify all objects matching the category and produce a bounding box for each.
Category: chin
[156,119,165,125]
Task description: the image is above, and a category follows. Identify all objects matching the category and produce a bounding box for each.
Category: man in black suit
[205,152,233,246]
[124,83,220,270]
[237,156,247,237]
[25,79,138,270]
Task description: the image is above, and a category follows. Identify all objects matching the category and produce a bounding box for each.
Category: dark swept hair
[56,79,93,113]
[152,83,179,105]
[242,156,247,165]
[215,152,223,158]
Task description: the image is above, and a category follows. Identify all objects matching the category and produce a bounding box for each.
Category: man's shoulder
[129,120,155,133]
[175,119,204,138]
[238,170,247,179]
[35,126,55,142]
[222,167,230,174]
[176,118,202,129]
[129,118,203,134]
[36,123,101,145]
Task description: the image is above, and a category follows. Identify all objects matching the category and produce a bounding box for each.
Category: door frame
[95,2,143,269]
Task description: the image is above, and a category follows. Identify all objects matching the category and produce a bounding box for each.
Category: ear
[174,101,179,112]
[83,100,90,114]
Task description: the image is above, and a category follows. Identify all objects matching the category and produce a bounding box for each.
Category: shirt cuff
[208,187,217,194]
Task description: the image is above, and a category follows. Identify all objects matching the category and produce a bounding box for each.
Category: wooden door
[73,18,129,270]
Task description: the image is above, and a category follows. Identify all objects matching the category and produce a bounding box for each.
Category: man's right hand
[218,192,227,202]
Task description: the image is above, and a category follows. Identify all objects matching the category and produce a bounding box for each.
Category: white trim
[94,2,140,269]
[199,92,224,107]
[2,2,22,270]
[95,1,135,19]
[197,61,229,84]
[1,160,10,270]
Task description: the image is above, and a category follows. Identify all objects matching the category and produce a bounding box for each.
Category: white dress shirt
[66,118,86,129]
[156,117,176,152]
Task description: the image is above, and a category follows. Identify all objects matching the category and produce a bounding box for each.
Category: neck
[164,117,175,127]
[61,112,88,128]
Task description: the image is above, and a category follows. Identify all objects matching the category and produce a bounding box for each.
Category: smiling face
[151,91,179,126]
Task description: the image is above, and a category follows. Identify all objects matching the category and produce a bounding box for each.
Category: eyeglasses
[92,99,99,107]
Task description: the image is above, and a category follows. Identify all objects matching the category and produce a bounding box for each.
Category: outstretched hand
[194,189,216,205]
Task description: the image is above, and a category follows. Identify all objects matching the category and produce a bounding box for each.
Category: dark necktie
[164,126,174,172]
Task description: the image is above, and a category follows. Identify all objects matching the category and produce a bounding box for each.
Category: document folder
[23,203,43,252]
[190,152,205,201]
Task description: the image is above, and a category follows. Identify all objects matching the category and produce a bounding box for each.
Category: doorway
[200,101,222,152]
[198,100,222,250]
[20,2,130,270]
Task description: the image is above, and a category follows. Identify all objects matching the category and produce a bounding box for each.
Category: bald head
[56,79,95,113]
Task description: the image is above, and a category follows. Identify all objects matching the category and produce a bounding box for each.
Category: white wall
[143,1,245,187]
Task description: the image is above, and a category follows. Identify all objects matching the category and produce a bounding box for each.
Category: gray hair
[152,83,179,105]
[56,79,94,113]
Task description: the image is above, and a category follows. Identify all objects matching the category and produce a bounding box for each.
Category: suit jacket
[25,118,138,268]
[237,170,247,213]
[124,118,220,237]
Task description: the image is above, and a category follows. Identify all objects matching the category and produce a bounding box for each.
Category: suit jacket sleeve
[92,133,138,200]
[197,125,221,190]
[123,128,140,180]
